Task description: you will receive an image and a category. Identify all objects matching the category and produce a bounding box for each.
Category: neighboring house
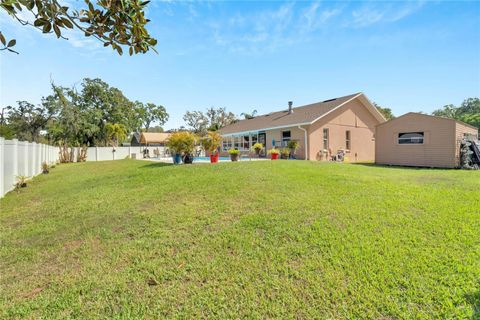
[130,133,141,146]
[375,113,479,168]
[219,92,386,161]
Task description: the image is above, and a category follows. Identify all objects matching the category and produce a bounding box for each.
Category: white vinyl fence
[85,146,168,161]
[0,138,59,198]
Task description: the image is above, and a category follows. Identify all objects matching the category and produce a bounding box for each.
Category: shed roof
[376,112,479,130]
[139,132,171,144]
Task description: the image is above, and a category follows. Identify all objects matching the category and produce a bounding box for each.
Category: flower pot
[42,170,49,174]
[271,153,279,160]
[183,154,194,164]
[210,153,219,163]
[173,154,182,164]
[230,153,239,162]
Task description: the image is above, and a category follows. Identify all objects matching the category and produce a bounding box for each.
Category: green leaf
[43,22,52,33]
[33,19,45,27]
[0,32,5,46]
[53,24,61,38]
[61,18,73,29]
[7,39,16,47]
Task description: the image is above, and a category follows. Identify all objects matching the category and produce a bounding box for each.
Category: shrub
[228,148,240,155]
[252,143,263,152]
[287,140,299,150]
[201,131,223,154]
[268,148,280,155]
[281,148,290,157]
[166,131,197,155]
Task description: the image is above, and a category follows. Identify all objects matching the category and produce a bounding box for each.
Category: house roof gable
[219,92,385,135]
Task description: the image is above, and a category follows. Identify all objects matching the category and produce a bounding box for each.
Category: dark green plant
[0,0,157,55]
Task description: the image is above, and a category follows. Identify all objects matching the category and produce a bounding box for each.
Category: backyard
[0,160,479,319]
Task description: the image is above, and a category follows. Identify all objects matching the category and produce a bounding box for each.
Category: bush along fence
[0,138,59,198]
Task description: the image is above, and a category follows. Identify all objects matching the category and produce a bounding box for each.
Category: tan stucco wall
[307,99,378,162]
[264,126,307,159]
[375,113,478,168]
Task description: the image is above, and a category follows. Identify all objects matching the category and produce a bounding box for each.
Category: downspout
[298,126,308,160]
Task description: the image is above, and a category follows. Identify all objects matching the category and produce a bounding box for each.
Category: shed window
[346,130,351,150]
[398,132,424,144]
[323,128,329,150]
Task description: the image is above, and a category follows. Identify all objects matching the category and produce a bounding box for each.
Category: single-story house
[375,112,479,168]
[218,92,386,161]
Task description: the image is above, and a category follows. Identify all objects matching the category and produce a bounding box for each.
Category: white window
[323,128,329,150]
[398,132,424,144]
[346,130,351,150]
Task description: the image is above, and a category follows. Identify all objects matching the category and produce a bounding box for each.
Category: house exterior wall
[307,99,378,162]
[264,126,308,159]
[374,113,478,168]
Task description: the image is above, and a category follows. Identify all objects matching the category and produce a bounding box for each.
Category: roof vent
[288,101,293,114]
[322,98,337,103]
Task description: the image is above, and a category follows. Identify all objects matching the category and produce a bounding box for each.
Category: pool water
[194,156,231,161]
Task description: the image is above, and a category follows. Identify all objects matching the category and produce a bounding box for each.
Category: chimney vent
[288,101,293,114]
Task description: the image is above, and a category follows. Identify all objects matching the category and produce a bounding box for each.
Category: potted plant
[252,142,263,157]
[41,161,50,174]
[228,148,240,161]
[280,148,290,160]
[201,131,223,163]
[181,132,197,165]
[268,148,280,160]
[166,131,197,164]
[287,140,299,159]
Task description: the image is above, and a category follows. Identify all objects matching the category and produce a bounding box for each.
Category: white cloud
[350,1,425,28]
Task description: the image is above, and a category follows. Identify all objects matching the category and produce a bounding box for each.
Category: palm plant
[105,123,127,148]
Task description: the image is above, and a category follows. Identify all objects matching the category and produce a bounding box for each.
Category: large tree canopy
[136,102,169,131]
[3,78,168,146]
[373,103,395,120]
[0,0,156,55]
[183,107,237,134]
[432,98,480,129]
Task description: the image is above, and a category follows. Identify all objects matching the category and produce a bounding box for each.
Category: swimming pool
[194,156,231,161]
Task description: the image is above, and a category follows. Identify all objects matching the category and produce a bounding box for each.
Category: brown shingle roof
[219,93,361,135]
[139,132,171,144]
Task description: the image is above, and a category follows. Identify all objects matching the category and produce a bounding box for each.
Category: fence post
[129,146,132,158]
[30,142,36,177]
[0,137,4,198]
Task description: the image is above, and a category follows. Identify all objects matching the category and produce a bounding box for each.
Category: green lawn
[0,160,479,319]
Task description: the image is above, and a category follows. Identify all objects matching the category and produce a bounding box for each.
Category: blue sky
[1,0,479,129]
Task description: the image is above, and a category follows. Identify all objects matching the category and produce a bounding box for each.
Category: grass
[0,159,479,319]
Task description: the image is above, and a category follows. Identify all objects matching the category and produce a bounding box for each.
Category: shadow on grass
[139,162,173,169]
[466,289,480,319]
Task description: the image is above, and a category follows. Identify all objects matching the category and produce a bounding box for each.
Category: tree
[373,103,395,120]
[105,123,127,148]
[7,100,57,142]
[0,0,156,55]
[137,102,169,131]
[241,109,257,119]
[183,110,209,134]
[432,98,480,129]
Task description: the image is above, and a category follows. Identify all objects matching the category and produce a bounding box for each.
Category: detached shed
[139,132,170,146]
[375,113,478,168]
